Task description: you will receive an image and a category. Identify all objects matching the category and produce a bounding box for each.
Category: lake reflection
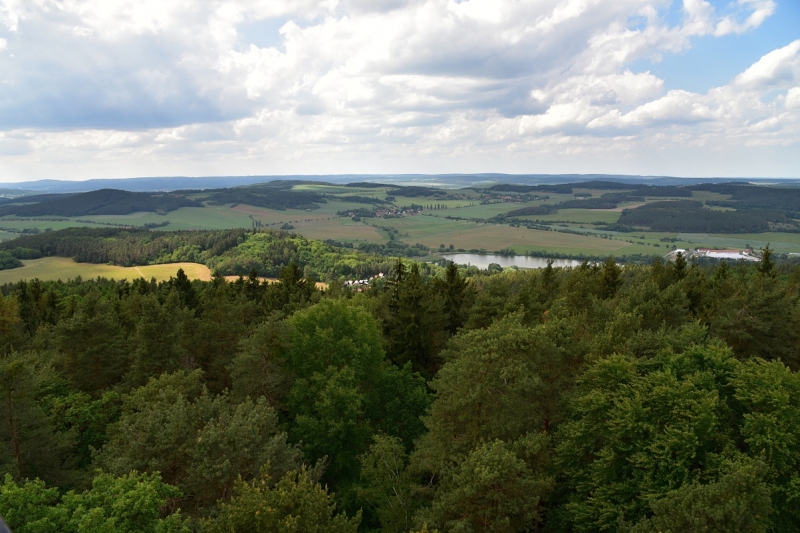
[441,254,582,269]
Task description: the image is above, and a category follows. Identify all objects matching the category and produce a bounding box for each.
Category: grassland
[0,258,212,285]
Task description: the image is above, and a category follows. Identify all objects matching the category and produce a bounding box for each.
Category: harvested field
[0,257,212,284]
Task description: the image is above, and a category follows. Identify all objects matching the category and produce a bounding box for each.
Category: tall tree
[0,352,73,485]
[202,467,360,533]
[51,291,128,394]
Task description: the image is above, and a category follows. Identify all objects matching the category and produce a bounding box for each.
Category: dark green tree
[51,291,128,394]
[0,352,73,485]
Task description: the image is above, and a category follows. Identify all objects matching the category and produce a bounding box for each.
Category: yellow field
[0,257,212,284]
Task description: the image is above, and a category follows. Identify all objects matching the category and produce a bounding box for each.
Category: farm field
[515,209,621,224]
[1,182,798,266]
[0,218,110,232]
[287,218,388,243]
[406,223,630,254]
[0,257,212,284]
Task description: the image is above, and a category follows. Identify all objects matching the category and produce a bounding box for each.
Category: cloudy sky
[0,0,798,181]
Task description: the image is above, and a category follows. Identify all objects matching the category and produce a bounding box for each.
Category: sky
[0,0,798,182]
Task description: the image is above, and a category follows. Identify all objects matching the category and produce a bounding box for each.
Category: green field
[0,257,212,285]
[516,209,622,224]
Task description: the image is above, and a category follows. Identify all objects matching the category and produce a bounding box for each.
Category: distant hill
[2,174,797,194]
[0,189,202,217]
[0,193,76,205]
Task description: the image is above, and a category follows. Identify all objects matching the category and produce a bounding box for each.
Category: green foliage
[230,314,290,405]
[51,290,129,394]
[619,200,796,233]
[285,299,384,381]
[0,352,74,485]
[45,391,120,472]
[0,471,188,533]
[1,235,800,531]
[0,251,22,271]
[358,434,422,533]
[95,371,302,513]
[202,186,326,210]
[625,458,772,533]
[554,344,800,532]
[0,293,26,355]
[0,189,201,217]
[123,293,189,388]
[418,437,552,533]
[0,474,58,531]
[202,467,360,533]
[290,366,370,488]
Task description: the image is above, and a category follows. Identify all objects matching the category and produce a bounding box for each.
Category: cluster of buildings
[343,272,385,290]
[667,248,760,262]
[373,206,422,217]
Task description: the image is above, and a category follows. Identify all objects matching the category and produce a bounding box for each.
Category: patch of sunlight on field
[0,257,211,284]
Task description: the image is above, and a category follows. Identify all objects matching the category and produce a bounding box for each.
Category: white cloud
[714,0,775,36]
[0,0,796,180]
[734,39,800,88]
[785,87,800,109]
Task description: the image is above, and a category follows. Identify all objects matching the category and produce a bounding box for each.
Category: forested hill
[691,182,800,217]
[619,200,799,233]
[1,253,799,531]
[0,188,201,217]
[0,227,396,278]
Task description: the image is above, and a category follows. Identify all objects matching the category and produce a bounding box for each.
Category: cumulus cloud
[735,39,800,88]
[0,0,797,179]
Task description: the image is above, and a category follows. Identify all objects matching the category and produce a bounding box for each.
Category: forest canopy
[618,200,799,233]
[0,238,799,532]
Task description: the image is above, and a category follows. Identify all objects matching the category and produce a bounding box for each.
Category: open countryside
[3,181,800,274]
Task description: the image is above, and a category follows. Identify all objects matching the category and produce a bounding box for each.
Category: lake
[441,254,582,269]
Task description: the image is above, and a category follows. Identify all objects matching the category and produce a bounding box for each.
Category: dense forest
[199,185,389,211]
[690,183,800,217]
[1,239,799,532]
[201,187,327,211]
[487,184,574,194]
[0,189,201,217]
[0,228,399,279]
[618,200,799,233]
